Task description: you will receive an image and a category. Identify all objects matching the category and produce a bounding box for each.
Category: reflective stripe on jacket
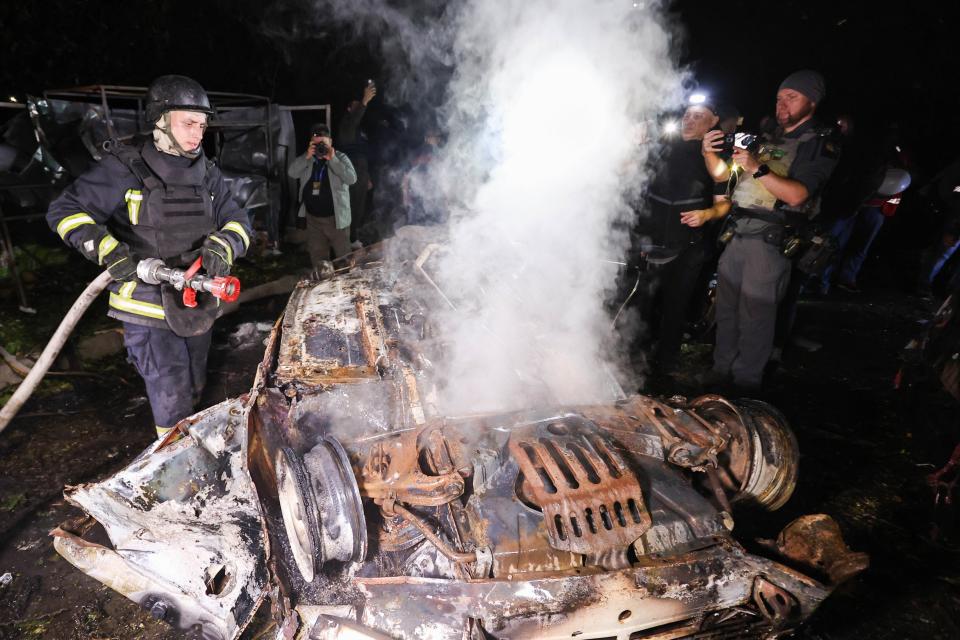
[46,142,253,328]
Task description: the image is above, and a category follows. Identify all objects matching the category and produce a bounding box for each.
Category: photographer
[708,70,838,390]
[642,99,731,375]
[288,123,357,269]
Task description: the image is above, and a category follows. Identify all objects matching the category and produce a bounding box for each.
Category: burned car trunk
[54,398,269,640]
[54,233,868,640]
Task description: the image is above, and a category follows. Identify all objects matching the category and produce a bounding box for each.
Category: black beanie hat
[779,70,826,104]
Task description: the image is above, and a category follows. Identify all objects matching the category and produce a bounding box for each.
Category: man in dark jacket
[640,99,731,374]
[46,75,252,438]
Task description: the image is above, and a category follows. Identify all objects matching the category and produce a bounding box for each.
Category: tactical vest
[111,143,219,337]
[643,140,715,249]
[732,126,825,220]
[113,143,216,264]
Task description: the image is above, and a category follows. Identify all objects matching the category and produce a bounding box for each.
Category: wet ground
[1,255,959,638]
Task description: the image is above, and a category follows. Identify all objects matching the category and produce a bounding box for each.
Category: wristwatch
[752,164,770,179]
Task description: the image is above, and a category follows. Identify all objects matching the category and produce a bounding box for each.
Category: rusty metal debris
[509,418,653,556]
[773,514,870,585]
[53,231,867,639]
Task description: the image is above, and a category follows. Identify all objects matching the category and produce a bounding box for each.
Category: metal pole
[0,204,35,313]
[99,86,117,140]
[264,99,276,244]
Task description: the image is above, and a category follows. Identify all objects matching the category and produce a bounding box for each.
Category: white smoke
[426,0,687,413]
[295,0,688,413]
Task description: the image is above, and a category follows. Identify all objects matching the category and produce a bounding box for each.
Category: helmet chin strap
[153,113,201,159]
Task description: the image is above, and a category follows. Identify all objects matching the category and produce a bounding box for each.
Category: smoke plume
[298,0,687,413]
[428,1,686,413]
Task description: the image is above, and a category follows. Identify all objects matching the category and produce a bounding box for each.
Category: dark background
[679,0,960,177]
[2,0,957,174]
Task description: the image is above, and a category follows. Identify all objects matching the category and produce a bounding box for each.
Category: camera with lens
[734,132,762,154]
[315,142,329,157]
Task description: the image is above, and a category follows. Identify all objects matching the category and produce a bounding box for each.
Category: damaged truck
[51,231,868,640]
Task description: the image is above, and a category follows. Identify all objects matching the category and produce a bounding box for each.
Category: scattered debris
[16,539,42,552]
[227,322,260,348]
[0,361,21,391]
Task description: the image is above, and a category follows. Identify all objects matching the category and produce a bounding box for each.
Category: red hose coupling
[208,276,241,303]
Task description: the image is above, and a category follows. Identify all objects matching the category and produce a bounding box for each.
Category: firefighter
[46,75,252,438]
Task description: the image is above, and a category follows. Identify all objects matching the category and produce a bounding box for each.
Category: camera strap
[311,160,328,183]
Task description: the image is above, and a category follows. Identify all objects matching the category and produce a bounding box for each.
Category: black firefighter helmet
[144,75,214,124]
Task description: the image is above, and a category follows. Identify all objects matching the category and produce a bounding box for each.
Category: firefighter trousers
[122,322,213,429]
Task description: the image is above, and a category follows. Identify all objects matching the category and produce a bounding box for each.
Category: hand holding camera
[307,136,334,161]
[729,133,764,174]
[732,147,761,174]
[702,129,727,155]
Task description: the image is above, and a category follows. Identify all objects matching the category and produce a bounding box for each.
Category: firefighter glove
[106,244,137,282]
[201,234,232,277]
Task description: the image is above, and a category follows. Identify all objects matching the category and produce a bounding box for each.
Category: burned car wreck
[52,232,868,640]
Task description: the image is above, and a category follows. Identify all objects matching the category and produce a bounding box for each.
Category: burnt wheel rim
[275,447,321,582]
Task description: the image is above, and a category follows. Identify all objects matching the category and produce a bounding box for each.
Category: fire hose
[0,258,240,434]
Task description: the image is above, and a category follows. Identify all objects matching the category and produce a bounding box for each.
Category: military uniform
[713,120,838,387]
[47,141,252,431]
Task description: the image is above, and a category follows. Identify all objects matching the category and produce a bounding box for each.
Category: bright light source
[663,120,679,134]
[495,52,620,183]
[7,96,16,103]
[688,93,707,105]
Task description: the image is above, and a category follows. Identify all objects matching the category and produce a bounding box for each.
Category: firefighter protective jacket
[46,141,252,332]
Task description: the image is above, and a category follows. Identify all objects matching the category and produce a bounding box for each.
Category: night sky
[2,0,957,173]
